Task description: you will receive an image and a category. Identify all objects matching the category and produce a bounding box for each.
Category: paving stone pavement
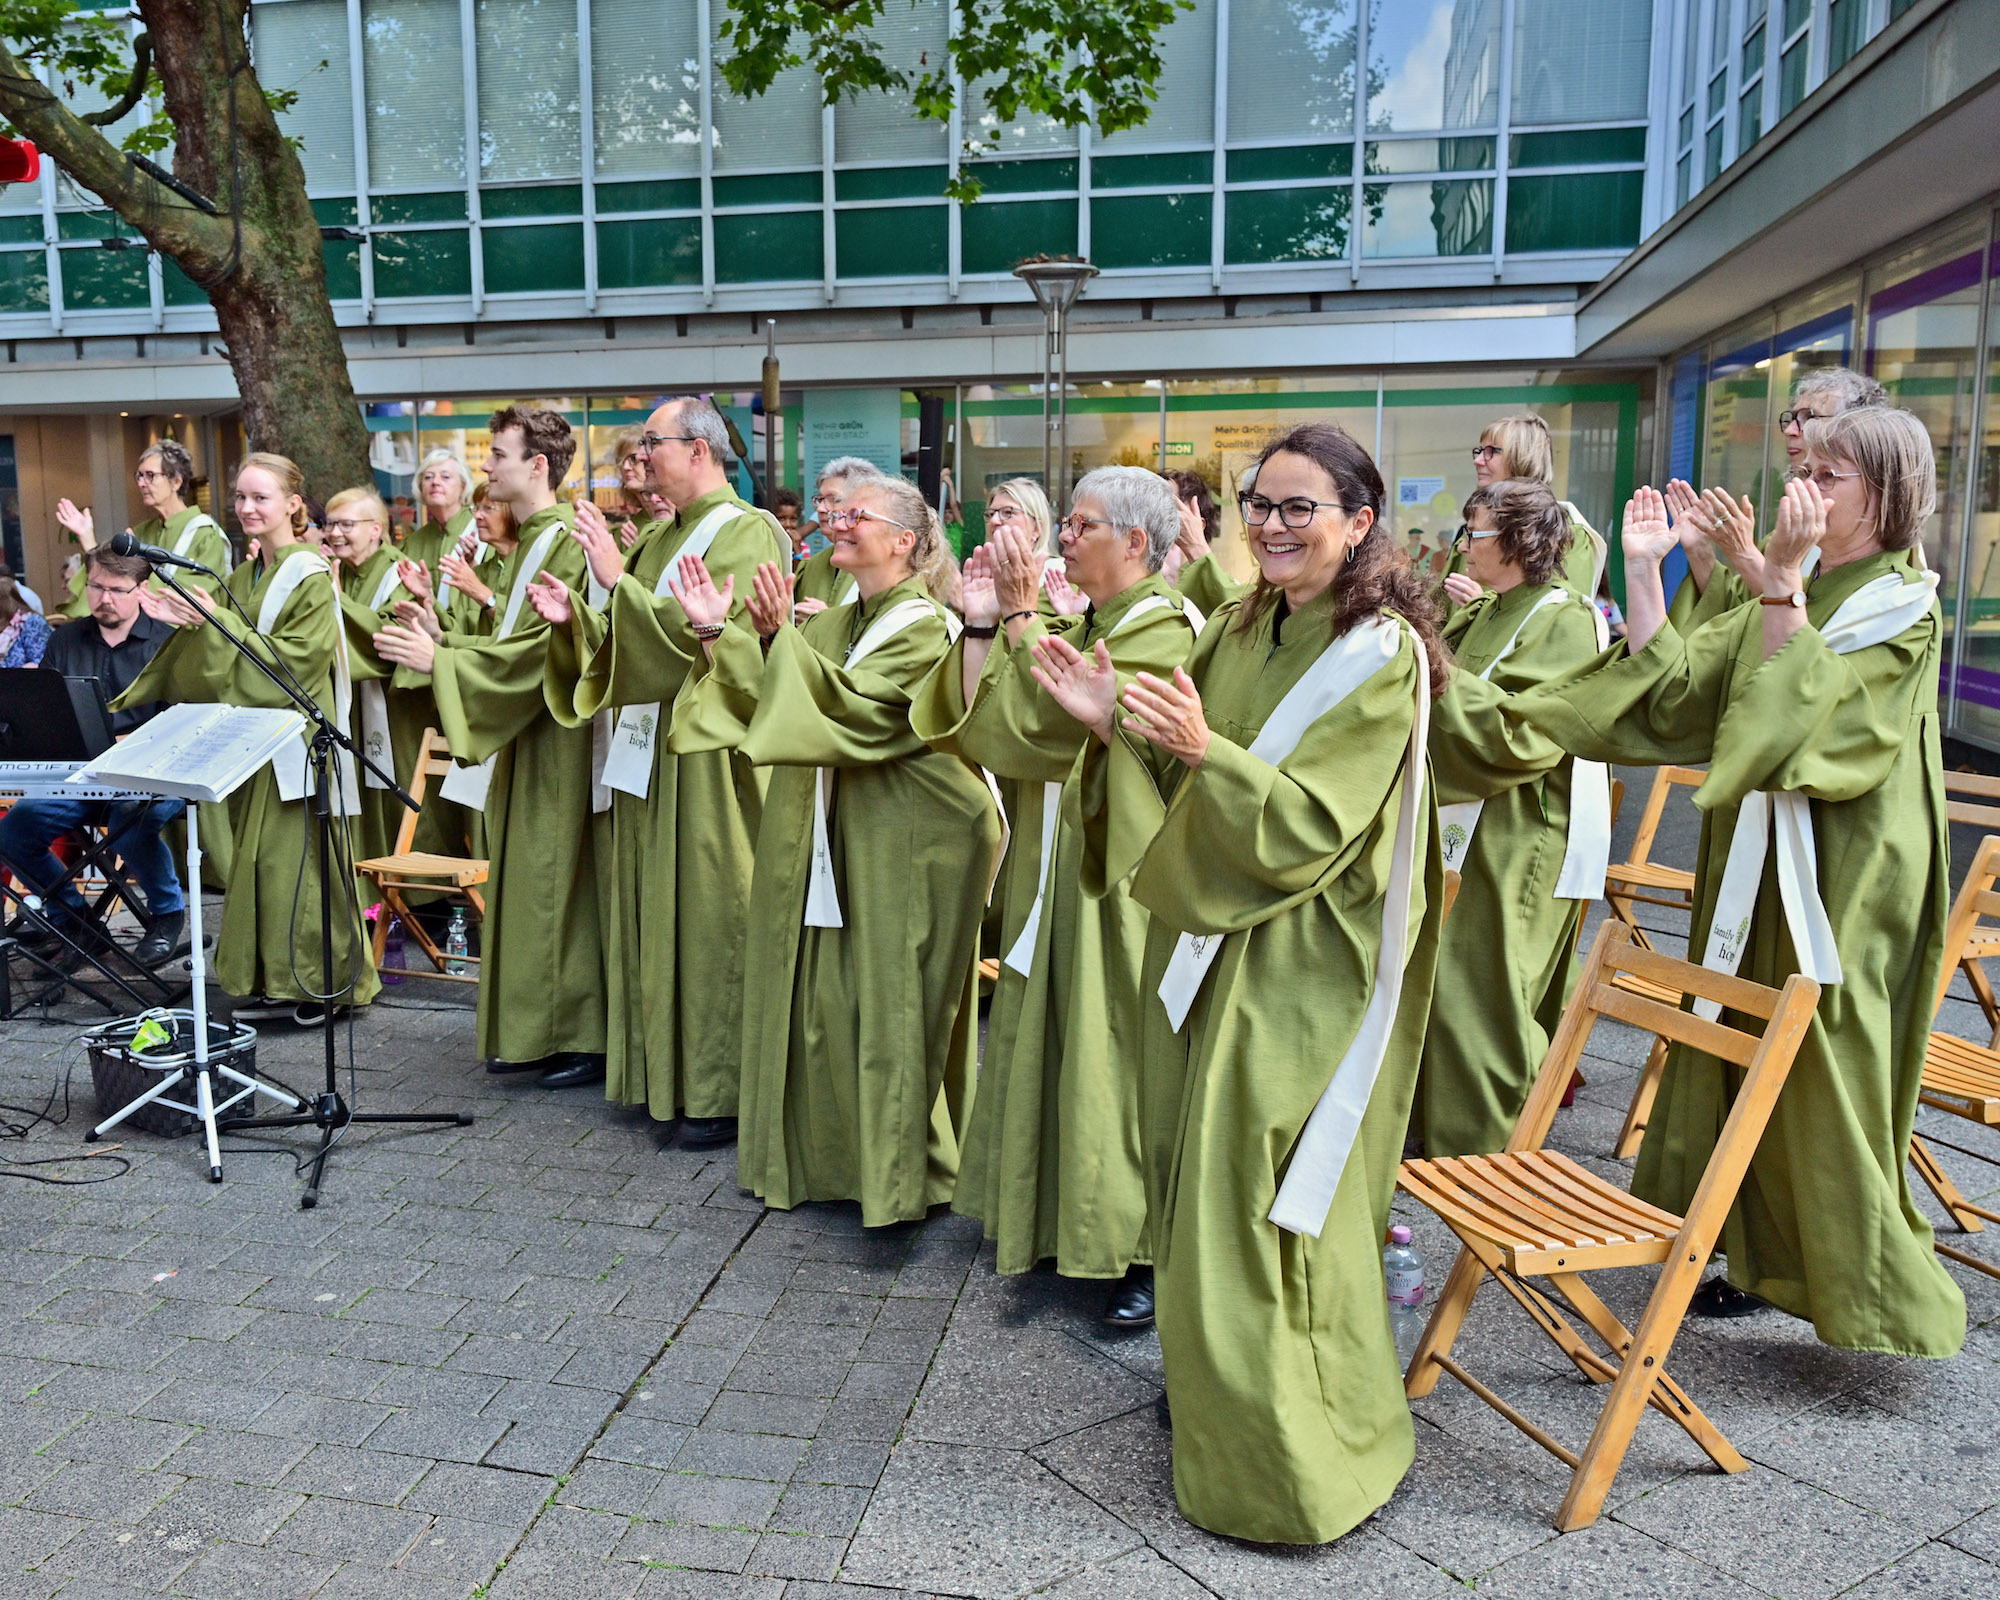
[0,774,1991,1598]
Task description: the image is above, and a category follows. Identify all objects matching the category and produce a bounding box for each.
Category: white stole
[601,501,741,801]
[437,519,567,812]
[171,513,220,561]
[1693,567,1940,1020]
[1001,591,1194,978]
[356,560,405,791]
[803,596,951,929]
[258,548,362,816]
[437,533,489,610]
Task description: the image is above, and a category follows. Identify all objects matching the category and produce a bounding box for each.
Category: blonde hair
[853,476,952,602]
[324,486,388,525]
[417,447,472,499]
[1479,414,1555,485]
[1803,406,1936,552]
[238,452,310,538]
[989,476,1055,554]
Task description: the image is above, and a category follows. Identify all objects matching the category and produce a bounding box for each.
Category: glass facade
[0,0,1653,326]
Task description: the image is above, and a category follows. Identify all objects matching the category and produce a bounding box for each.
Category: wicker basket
[83,1010,259,1140]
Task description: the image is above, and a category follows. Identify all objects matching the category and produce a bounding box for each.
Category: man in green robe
[913,467,1200,1327]
[530,397,784,1146]
[374,408,607,1090]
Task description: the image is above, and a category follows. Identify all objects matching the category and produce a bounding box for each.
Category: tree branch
[80,29,149,126]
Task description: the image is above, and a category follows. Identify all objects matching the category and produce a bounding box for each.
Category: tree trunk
[0,0,372,499]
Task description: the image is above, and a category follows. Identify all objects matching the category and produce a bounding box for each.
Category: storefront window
[1698,314,1775,532]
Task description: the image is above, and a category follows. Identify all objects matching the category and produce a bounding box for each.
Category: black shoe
[1688,1277,1768,1318]
[537,1053,606,1090]
[134,912,186,969]
[291,1001,352,1027]
[1154,1391,1171,1429]
[483,1056,550,1075]
[8,909,66,949]
[1101,1265,1155,1329]
[678,1116,738,1148]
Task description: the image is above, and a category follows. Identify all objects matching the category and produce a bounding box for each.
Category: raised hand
[1442,571,1483,607]
[1120,666,1211,771]
[1174,497,1210,563]
[990,525,1045,617]
[440,549,493,608]
[1700,487,1763,589]
[792,596,828,625]
[960,543,1000,627]
[135,582,211,629]
[392,597,443,642]
[453,527,481,562]
[1621,486,1677,570]
[526,570,574,627]
[616,517,641,551]
[1029,634,1120,743]
[1664,480,1703,549]
[574,499,626,591]
[675,554,735,632]
[1044,564,1088,617]
[374,621,436,674]
[1765,476,1826,584]
[748,562,794,640]
[396,557,434,607]
[54,499,95,549]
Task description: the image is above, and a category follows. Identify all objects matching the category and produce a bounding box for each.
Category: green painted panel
[960,198,1078,274]
[1225,187,1349,263]
[1092,151,1212,190]
[0,250,47,313]
[712,171,822,208]
[483,184,583,219]
[1507,128,1646,168]
[955,382,1636,418]
[714,210,822,282]
[59,247,149,308]
[597,217,701,287]
[322,237,361,300]
[56,212,126,242]
[963,157,1078,195]
[597,178,701,213]
[1506,172,1642,253]
[373,228,472,298]
[0,217,39,246]
[311,197,359,227]
[835,205,946,278]
[835,165,949,201]
[1090,192,1210,270]
[483,222,585,294]
[1225,144,1352,183]
[373,192,468,226]
[162,255,211,307]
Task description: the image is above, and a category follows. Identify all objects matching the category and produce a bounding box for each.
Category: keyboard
[0,761,153,801]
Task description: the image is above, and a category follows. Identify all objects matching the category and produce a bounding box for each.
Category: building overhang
[1575,0,2000,363]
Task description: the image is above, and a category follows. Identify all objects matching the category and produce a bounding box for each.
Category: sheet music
[71,703,304,804]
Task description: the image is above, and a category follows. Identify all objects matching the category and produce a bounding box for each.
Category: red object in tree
[0,140,39,185]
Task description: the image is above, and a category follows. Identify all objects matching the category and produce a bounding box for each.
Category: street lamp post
[1012,256,1097,515]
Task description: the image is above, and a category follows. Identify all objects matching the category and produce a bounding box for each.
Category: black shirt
[41,613,172,736]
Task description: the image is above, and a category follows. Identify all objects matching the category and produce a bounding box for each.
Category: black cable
[1918,1131,2000,1172]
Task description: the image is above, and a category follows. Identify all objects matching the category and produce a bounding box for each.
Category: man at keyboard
[0,548,185,967]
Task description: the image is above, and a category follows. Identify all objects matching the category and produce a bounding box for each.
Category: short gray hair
[817,456,885,490]
[1071,465,1180,572]
[417,447,472,496]
[668,397,734,467]
[1794,366,1888,414]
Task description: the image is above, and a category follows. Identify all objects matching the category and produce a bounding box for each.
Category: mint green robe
[793,545,855,609]
[134,507,234,595]
[115,546,379,1007]
[1173,553,1242,618]
[913,576,1199,1276]
[1078,589,1440,1544]
[552,488,783,1121]
[671,577,1001,1226]
[1506,548,1964,1357]
[400,507,475,606]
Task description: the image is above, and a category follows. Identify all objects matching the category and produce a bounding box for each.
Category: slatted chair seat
[1400,920,1820,1531]
[1922,1033,2000,1125]
[355,850,489,890]
[1944,777,2000,1044]
[1603,860,1696,896]
[354,728,488,984]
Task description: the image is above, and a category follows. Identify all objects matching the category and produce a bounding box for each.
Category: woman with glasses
[1418,480,1604,1157]
[792,457,887,616]
[55,440,229,617]
[1032,422,1448,1544]
[914,466,1202,1330]
[1440,415,1606,615]
[1501,407,1962,1355]
[669,474,1000,1226]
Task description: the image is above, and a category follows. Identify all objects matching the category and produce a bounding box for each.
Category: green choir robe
[1503,547,1964,1357]
[1077,588,1440,1545]
[418,505,607,1064]
[794,545,858,609]
[114,544,380,1007]
[337,545,418,867]
[1420,582,1603,1155]
[552,487,782,1121]
[59,561,89,620]
[135,507,233,592]
[670,576,1001,1226]
[1173,553,1243,618]
[401,508,475,606]
[912,576,1200,1276]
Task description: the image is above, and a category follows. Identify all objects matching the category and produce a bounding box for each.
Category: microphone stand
[148,561,472,1208]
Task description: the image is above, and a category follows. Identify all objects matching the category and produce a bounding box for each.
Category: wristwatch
[1759,589,1806,608]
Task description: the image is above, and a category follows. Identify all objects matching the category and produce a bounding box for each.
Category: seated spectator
[0,568,50,666]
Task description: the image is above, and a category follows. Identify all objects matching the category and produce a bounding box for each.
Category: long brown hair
[1233,422,1449,697]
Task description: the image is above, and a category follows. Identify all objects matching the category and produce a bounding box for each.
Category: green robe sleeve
[1175,554,1244,618]
[114,561,337,715]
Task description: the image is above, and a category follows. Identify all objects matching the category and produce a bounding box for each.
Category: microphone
[107,527,219,574]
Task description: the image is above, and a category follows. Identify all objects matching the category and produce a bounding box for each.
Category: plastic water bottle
[443,907,471,976]
[380,919,406,985]
[1384,1224,1427,1371]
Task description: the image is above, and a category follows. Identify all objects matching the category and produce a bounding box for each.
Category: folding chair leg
[1615,1036,1670,1160]
[1911,1135,1986,1234]
[370,903,392,967]
[1961,955,2000,1042]
[1404,1243,1488,1400]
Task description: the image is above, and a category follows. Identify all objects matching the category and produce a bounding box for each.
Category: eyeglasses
[133,469,168,485]
[638,434,698,454]
[986,504,1024,523]
[1471,445,1503,462]
[1792,466,1863,490]
[1058,514,1113,538]
[826,506,906,532]
[325,518,378,534]
[1452,524,1500,544]
[84,580,137,598]
[1779,408,1825,429]
[1238,492,1345,529]
[619,453,644,469]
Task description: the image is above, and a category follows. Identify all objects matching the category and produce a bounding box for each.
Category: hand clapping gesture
[391,597,443,642]
[1764,476,1826,588]
[1174,497,1210,565]
[375,618,436,674]
[573,499,626,592]
[960,544,1000,628]
[396,557,434,608]
[748,562,794,642]
[1621,486,1677,571]
[525,571,573,627]
[1120,666,1212,771]
[1442,570,1483,607]
[135,581,213,629]
[1030,635,1120,745]
[1044,565,1088,617]
[440,547,492,608]
[989,525,1045,619]
[675,553,735,636]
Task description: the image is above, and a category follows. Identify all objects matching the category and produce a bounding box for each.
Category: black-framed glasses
[84,580,138,598]
[1238,492,1345,529]
[1470,444,1503,462]
[1779,408,1824,429]
[639,434,698,453]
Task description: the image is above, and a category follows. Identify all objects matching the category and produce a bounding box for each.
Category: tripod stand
[147,561,474,1207]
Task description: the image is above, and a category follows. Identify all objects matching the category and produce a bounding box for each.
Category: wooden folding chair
[1399,919,1820,1531]
[1943,774,2000,1043]
[1907,833,2000,1280]
[355,728,488,984]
